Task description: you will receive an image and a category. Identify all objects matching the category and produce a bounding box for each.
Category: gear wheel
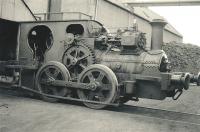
[62,42,95,80]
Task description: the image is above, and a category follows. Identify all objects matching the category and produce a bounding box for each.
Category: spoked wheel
[35,61,71,102]
[77,64,118,109]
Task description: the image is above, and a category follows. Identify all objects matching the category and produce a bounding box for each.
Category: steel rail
[123,0,200,6]
[12,85,119,107]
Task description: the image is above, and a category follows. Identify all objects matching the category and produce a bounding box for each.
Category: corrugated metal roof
[105,0,183,37]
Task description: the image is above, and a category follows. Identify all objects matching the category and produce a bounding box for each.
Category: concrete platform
[0,86,200,132]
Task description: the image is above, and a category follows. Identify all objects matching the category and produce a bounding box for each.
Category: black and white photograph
[1,0,200,132]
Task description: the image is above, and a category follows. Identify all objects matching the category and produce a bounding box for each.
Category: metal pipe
[123,0,200,6]
[94,0,99,20]
[16,24,21,61]
[47,0,51,20]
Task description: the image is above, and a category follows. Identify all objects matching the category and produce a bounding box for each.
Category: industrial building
[0,0,183,50]
[25,0,183,50]
[0,0,36,21]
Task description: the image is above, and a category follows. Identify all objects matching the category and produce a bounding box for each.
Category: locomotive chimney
[150,19,167,50]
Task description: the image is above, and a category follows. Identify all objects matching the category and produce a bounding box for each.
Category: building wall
[61,0,95,20]
[96,0,130,29]
[133,16,152,49]
[164,30,183,43]
[25,0,48,13]
[0,0,35,21]
[61,0,91,14]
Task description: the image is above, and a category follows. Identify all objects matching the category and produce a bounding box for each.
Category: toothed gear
[62,42,95,79]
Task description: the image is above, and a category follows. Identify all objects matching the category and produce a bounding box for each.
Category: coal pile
[163,42,200,73]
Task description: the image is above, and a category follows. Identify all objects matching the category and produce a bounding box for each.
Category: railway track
[1,87,200,127]
[109,104,200,126]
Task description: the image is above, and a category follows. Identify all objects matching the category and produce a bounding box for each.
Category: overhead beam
[122,0,200,6]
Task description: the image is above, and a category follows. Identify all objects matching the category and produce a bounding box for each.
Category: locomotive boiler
[0,18,198,109]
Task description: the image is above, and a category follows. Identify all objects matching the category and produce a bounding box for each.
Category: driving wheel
[35,61,71,102]
[77,64,118,109]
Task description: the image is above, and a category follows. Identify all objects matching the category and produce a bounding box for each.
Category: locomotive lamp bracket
[172,89,183,100]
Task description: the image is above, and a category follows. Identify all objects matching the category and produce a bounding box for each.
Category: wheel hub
[71,58,78,65]
[89,81,100,91]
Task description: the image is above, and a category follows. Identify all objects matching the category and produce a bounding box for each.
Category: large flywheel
[77,64,118,109]
[35,61,71,102]
[62,43,95,80]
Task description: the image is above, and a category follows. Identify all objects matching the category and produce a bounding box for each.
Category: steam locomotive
[0,18,199,109]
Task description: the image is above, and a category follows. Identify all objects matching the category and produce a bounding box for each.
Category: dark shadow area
[0,18,19,61]
[28,25,53,62]
[66,24,84,35]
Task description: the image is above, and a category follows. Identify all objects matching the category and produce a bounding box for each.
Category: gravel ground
[1,86,200,132]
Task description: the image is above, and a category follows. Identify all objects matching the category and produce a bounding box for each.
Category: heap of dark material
[163,42,200,73]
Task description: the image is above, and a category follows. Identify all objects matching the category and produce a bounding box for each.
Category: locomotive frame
[0,18,199,109]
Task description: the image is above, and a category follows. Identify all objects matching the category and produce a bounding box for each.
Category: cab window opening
[66,24,84,35]
[28,25,53,62]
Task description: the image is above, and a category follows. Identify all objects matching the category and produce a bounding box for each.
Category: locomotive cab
[28,25,53,62]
